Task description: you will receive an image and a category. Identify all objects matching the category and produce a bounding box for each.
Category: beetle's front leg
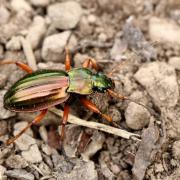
[80,97,112,122]
[6,109,47,145]
[59,103,70,146]
[82,58,99,71]
[0,60,33,73]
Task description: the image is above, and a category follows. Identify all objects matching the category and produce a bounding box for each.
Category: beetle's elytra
[0,48,147,147]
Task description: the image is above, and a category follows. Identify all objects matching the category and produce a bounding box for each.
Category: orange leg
[65,47,71,71]
[59,103,70,144]
[6,109,47,145]
[82,58,99,71]
[80,97,112,122]
[0,60,33,73]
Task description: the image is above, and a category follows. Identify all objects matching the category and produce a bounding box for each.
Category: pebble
[0,90,16,119]
[0,73,7,88]
[39,126,48,143]
[11,0,32,13]
[42,31,71,62]
[134,62,179,108]
[125,102,150,130]
[81,131,105,161]
[172,140,180,160]
[87,14,97,24]
[41,144,53,156]
[98,33,107,42]
[149,17,180,45]
[21,144,42,163]
[26,16,46,49]
[6,155,28,169]
[0,165,6,180]
[169,56,180,70]
[0,6,10,25]
[5,169,34,180]
[29,0,50,7]
[38,162,51,176]
[48,1,82,30]
[6,36,22,50]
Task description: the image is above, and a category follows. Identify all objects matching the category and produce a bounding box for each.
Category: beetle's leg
[82,58,99,71]
[80,97,112,122]
[65,47,71,71]
[6,109,47,145]
[59,103,70,145]
[0,60,33,73]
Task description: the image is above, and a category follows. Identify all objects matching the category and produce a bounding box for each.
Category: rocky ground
[0,0,180,179]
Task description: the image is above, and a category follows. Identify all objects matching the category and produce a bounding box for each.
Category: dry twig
[50,108,140,140]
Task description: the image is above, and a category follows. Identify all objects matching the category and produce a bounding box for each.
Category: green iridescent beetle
[0,48,146,146]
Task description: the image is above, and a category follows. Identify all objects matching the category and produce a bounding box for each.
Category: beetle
[0,48,148,146]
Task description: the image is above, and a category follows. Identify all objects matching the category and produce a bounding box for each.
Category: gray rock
[81,131,105,161]
[6,155,28,169]
[134,62,179,108]
[0,6,10,25]
[26,16,46,49]
[125,102,150,130]
[21,144,42,163]
[0,90,16,119]
[5,169,34,180]
[172,140,180,160]
[6,36,22,50]
[0,165,6,180]
[149,17,180,45]
[54,159,98,180]
[48,1,82,30]
[169,56,180,70]
[11,0,32,13]
[29,0,50,7]
[42,31,71,62]
[38,162,51,176]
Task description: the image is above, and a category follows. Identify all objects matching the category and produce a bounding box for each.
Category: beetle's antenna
[107,61,128,78]
[107,89,153,115]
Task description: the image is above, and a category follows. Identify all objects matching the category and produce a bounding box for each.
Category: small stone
[0,73,7,88]
[6,155,28,169]
[134,62,179,108]
[0,90,16,119]
[0,120,8,136]
[26,16,46,49]
[172,140,180,160]
[6,36,21,50]
[149,17,180,45]
[21,144,42,163]
[41,144,53,156]
[169,56,180,70]
[87,14,97,24]
[67,34,78,51]
[39,126,48,143]
[107,106,121,122]
[29,0,50,7]
[125,102,150,130]
[0,6,10,25]
[74,53,89,67]
[38,162,51,176]
[154,163,164,173]
[81,131,105,161]
[98,33,107,42]
[0,165,6,180]
[42,31,71,62]
[48,1,82,30]
[5,169,34,180]
[11,0,32,13]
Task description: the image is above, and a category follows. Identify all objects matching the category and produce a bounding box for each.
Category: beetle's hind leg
[0,60,33,73]
[59,103,70,146]
[6,109,47,146]
[80,97,112,122]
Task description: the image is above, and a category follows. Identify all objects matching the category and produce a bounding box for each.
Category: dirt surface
[0,0,180,180]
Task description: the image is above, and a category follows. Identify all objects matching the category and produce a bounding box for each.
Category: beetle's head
[92,72,115,93]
